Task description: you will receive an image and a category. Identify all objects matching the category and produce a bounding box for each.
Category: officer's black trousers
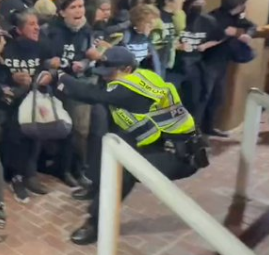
[86,134,199,221]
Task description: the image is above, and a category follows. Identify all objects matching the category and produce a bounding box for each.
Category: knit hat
[221,0,247,11]
[183,0,204,12]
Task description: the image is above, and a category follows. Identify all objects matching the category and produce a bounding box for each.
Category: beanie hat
[183,0,203,12]
[221,0,247,11]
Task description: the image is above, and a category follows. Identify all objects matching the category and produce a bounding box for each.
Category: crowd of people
[0,0,259,247]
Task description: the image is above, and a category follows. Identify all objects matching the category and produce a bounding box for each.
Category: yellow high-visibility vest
[107,69,195,147]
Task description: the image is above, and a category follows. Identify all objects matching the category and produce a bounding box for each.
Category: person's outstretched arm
[57,73,136,110]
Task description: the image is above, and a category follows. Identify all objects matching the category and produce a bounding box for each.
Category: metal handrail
[236,88,269,198]
[97,133,257,255]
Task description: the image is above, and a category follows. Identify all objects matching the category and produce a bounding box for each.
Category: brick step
[118,243,145,255]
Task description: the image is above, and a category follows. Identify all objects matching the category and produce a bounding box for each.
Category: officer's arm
[58,73,133,109]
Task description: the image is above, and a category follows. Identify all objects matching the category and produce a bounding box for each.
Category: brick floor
[1,121,269,255]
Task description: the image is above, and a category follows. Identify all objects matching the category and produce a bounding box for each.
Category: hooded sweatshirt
[41,17,92,75]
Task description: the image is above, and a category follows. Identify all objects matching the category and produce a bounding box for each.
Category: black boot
[71,217,98,245]
[62,172,79,188]
[72,186,95,201]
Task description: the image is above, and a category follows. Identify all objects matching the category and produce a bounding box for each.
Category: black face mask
[186,5,203,20]
[230,5,246,16]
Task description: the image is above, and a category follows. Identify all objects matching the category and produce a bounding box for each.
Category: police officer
[39,46,209,245]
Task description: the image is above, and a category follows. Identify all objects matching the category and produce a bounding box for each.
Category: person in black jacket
[0,28,12,229]
[91,0,131,40]
[42,0,105,188]
[201,0,256,137]
[172,0,224,124]
[38,46,208,245]
[0,8,54,203]
[43,0,95,76]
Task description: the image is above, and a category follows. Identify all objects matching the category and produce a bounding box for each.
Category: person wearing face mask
[171,0,224,125]
[201,0,256,138]
[0,9,56,203]
[156,0,186,83]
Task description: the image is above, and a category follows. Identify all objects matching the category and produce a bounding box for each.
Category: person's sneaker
[62,172,79,188]
[204,129,229,138]
[71,217,98,245]
[0,203,6,229]
[72,187,96,201]
[24,177,49,195]
[77,168,92,189]
[11,175,30,204]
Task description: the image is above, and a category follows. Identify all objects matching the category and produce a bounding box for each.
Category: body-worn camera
[165,134,209,169]
[183,135,209,169]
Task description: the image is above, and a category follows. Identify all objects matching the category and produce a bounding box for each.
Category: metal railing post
[98,134,257,255]
[236,88,263,198]
[97,136,123,255]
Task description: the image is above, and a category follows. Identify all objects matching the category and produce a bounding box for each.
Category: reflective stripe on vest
[111,104,193,145]
[116,78,165,100]
[149,104,188,127]
[110,106,159,144]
